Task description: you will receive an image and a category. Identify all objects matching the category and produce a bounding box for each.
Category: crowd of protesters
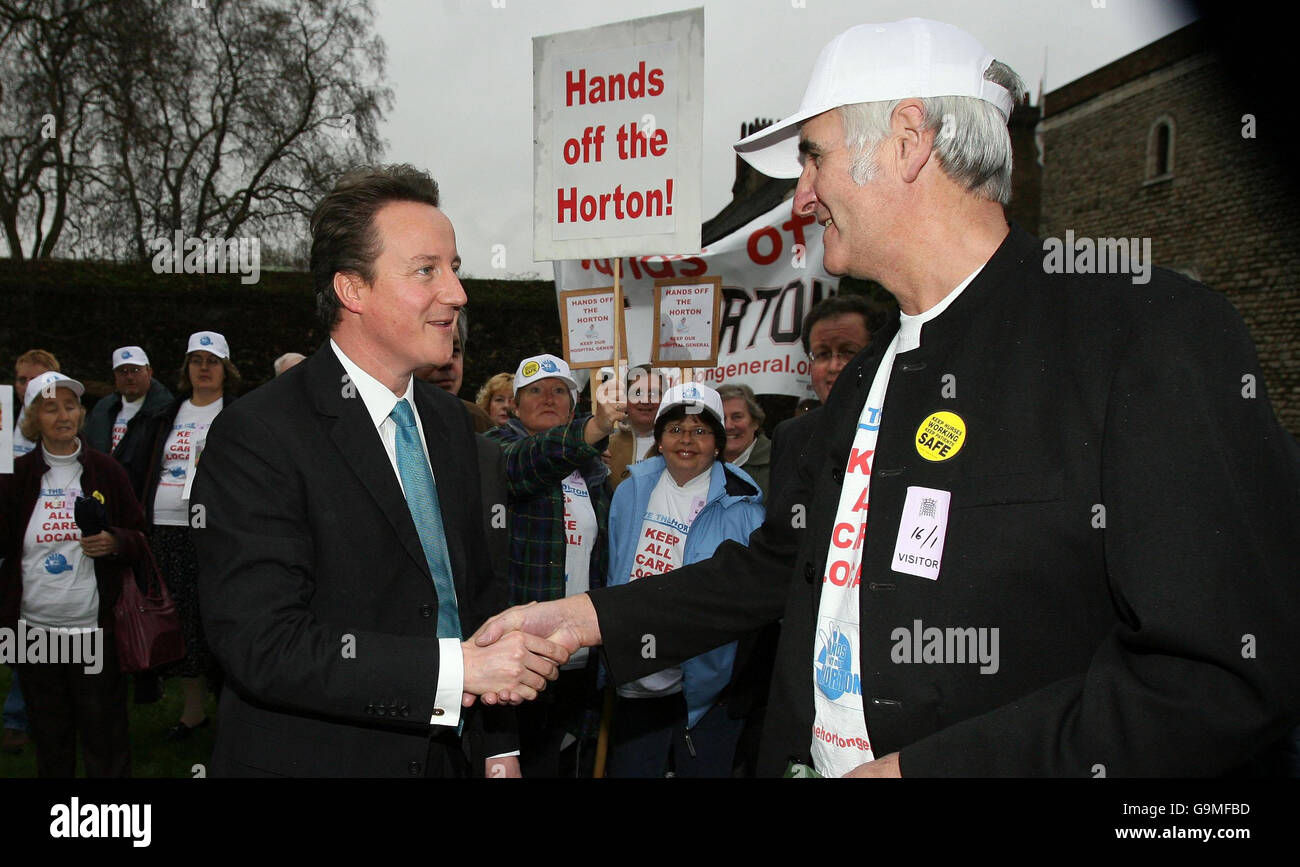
[1,295,864,778]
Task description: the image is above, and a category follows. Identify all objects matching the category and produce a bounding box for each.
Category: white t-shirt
[111,396,145,452]
[561,470,597,668]
[810,270,979,777]
[617,467,710,698]
[152,398,223,526]
[21,443,98,630]
[633,432,656,463]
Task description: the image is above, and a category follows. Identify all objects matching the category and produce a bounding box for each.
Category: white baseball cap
[734,18,1016,179]
[655,382,724,426]
[24,371,85,409]
[112,346,150,369]
[187,330,230,359]
[513,354,579,401]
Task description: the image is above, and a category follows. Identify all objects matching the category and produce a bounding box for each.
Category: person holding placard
[605,383,762,777]
[127,331,240,742]
[484,352,624,777]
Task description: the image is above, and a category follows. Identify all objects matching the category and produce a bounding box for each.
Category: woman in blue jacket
[605,382,763,777]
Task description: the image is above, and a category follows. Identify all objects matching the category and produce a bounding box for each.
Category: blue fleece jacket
[607,455,763,728]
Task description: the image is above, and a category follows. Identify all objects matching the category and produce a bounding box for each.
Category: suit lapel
[307,346,432,583]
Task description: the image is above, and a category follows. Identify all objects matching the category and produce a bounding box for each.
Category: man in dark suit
[474,19,1300,777]
[192,164,568,777]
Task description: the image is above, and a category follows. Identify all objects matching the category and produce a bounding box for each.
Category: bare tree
[0,0,389,263]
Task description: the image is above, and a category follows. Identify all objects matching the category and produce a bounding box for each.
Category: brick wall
[1040,53,1300,434]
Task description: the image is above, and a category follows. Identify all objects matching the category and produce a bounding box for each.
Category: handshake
[459,594,603,707]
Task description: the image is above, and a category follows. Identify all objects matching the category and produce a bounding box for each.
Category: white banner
[533,8,703,260]
[554,200,842,398]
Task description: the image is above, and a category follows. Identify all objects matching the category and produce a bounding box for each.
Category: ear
[890,100,934,184]
[334,271,368,315]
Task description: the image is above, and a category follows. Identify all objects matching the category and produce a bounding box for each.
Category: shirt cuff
[431,637,464,727]
[487,751,521,759]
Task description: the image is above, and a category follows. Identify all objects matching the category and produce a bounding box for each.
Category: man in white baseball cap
[476,18,1300,780]
[87,345,173,458]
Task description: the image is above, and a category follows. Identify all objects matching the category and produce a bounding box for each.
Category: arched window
[1145,116,1175,182]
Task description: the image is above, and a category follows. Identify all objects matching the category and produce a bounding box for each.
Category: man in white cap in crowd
[273,353,306,376]
[87,346,173,458]
[474,18,1300,777]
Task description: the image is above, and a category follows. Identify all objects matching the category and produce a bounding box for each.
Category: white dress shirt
[329,340,465,729]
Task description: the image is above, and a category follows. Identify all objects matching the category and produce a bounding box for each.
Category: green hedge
[0,259,560,404]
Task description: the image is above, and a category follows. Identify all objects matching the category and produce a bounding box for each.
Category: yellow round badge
[915,411,966,462]
[522,361,540,378]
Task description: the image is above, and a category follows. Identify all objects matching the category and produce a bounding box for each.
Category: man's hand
[470,596,602,705]
[461,630,569,704]
[843,752,901,778]
[80,530,119,559]
[486,756,521,778]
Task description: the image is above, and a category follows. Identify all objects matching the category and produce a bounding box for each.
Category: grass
[0,664,219,778]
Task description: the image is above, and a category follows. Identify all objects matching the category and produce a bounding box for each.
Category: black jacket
[590,225,1300,776]
[191,344,515,777]
[86,378,174,458]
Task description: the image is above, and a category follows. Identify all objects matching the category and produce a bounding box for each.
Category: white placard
[0,385,13,474]
[560,287,628,369]
[533,8,703,260]
[554,200,842,398]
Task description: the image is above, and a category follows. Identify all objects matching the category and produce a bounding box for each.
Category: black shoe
[162,718,210,742]
[133,673,163,705]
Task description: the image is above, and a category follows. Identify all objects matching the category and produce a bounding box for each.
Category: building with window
[1039,21,1299,433]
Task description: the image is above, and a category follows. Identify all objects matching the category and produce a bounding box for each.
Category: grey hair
[837,60,1026,203]
[716,382,766,426]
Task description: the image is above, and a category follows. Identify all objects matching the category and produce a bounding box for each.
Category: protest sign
[651,276,720,367]
[554,200,842,398]
[533,8,703,261]
[560,287,630,369]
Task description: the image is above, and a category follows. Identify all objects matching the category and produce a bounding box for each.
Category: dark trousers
[17,639,130,777]
[517,666,597,778]
[608,691,744,778]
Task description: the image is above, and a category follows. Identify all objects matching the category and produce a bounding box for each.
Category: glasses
[664,425,714,439]
[810,348,862,365]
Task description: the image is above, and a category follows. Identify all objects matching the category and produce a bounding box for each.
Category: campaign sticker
[915,411,966,462]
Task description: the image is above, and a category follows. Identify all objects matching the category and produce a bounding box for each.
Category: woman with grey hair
[715,383,770,498]
[1,372,146,775]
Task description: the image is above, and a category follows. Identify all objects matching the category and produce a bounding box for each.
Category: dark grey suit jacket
[194,343,514,776]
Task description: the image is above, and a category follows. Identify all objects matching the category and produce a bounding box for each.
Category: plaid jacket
[484,417,611,606]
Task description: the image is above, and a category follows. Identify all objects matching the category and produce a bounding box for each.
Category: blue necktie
[389,399,461,640]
